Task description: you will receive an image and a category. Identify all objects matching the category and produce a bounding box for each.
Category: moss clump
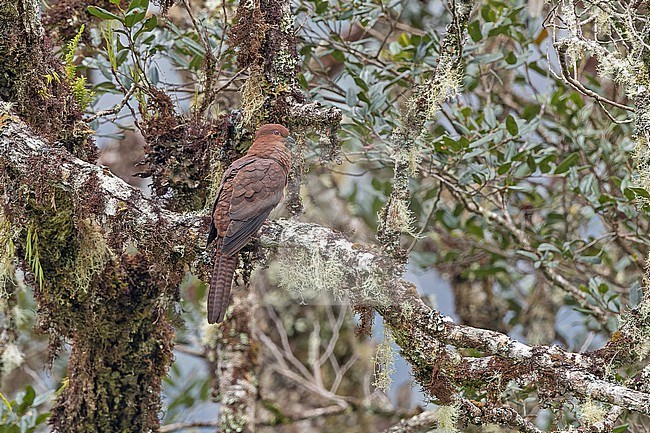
[0,0,96,159]
[229,0,303,127]
[379,196,420,238]
[24,193,78,335]
[0,213,16,297]
[138,89,233,212]
[577,399,607,426]
[230,1,266,71]
[357,270,391,307]
[436,404,460,433]
[50,253,175,433]
[240,71,267,130]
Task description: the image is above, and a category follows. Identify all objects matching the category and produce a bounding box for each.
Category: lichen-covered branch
[207,288,260,433]
[0,118,206,254]
[383,410,438,433]
[259,219,650,417]
[377,0,473,261]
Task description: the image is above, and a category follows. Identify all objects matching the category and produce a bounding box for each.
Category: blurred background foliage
[1,0,647,431]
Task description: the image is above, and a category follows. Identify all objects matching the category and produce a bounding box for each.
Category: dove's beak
[286,135,296,146]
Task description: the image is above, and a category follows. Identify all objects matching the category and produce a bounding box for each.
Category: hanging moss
[24,192,80,341]
[138,89,239,212]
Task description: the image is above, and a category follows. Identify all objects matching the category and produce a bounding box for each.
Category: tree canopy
[0,0,649,432]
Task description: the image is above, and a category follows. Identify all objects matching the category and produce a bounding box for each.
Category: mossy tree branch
[377,0,472,262]
[258,219,650,417]
[0,118,206,253]
[0,0,95,160]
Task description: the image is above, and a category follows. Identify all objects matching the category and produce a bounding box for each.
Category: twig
[85,83,137,123]
[430,171,609,324]
[555,42,632,112]
[160,421,219,432]
[181,0,218,115]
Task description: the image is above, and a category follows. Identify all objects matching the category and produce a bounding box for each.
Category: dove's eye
[273,130,281,136]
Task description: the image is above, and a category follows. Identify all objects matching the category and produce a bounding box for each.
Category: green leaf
[468,20,482,42]
[353,76,368,92]
[629,187,650,199]
[388,41,402,55]
[144,14,158,30]
[128,0,149,11]
[538,243,561,253]
[521,104,541,120]
[516,250,539,260]
[497,161,511,175]
[573,307,596,315]
[612,424,628,433]
[125,8,147,27]
[488,26,510,37]
[539,155,554,173]
[35,412,50,425]
[471,266,507,277]
[17,386,35,416]
[345,86,358,107]
[116,50,129,67]
[442,136,461,152]
[578,255,601,264]
[87,6,122,21]
[330,49,344,62]
[526,154,536,170]
[33,390,54,407]
[481,5,496,22]
[465,220,483,237]
[148,66,159,85]
[569,91,585,108]
[134,15,158,40]
[505,115,518,136]
[398,32,410,47]
[555,152,579,174]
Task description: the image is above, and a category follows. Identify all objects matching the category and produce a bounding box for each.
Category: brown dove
[206,124,293,324]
